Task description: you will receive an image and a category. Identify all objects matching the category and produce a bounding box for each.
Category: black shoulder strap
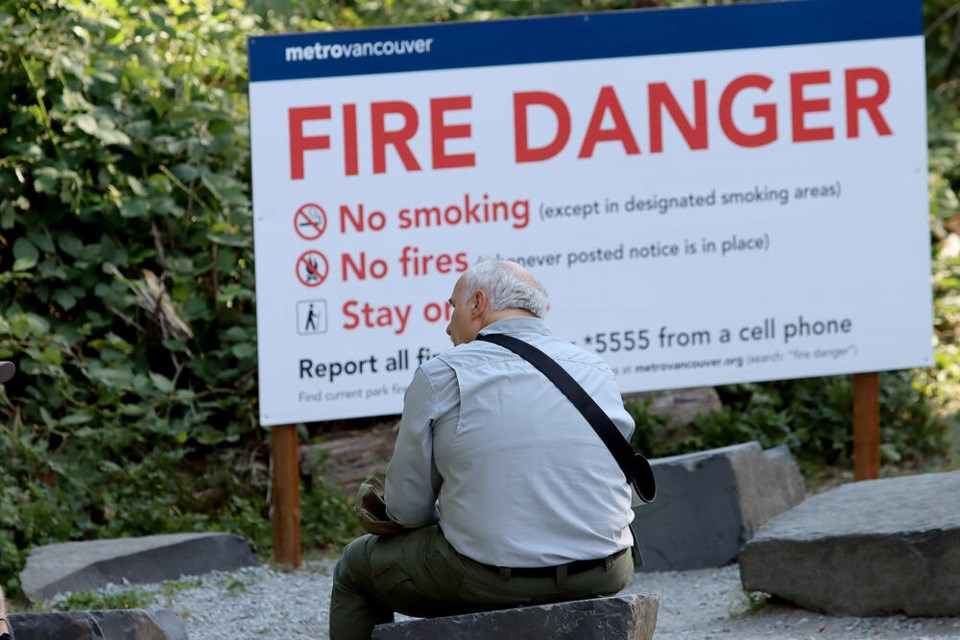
[476,332,655,503]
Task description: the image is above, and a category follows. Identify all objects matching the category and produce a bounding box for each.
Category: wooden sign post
[852,372,881,481]
[271,424,302,567]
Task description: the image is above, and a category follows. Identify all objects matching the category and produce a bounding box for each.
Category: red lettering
[289,106,331,181]
[343,103,359,176]
[398,246,469,277]
[719,74,777,148]
[513,91,571,163]
[430,96,475,169]
[791,71,834,142]
[845,67,892,138]
[649,80,708,153]
[342,254,365,282]
[578,86,640,159]
[339,204,385,234]
[371,101,422,174]
[340,204,364,233]
[341,252,388,281]
[343,300,360,330]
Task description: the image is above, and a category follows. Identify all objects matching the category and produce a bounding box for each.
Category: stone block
[632,442,805,571]
[740,471,960,616]
[8,609,187,640]
[371,593,658,640]
[21,532,259,602]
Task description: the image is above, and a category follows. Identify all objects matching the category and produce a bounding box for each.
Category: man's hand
[354,476,409,536]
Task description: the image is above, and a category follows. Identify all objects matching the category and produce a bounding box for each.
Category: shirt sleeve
[384,366,442,527]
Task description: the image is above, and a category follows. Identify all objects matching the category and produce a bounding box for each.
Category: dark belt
[488,548,628,580]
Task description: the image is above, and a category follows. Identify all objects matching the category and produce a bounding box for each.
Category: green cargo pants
[328,525,634,640]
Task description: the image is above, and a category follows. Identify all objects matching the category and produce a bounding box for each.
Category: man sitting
[329,260,637,640]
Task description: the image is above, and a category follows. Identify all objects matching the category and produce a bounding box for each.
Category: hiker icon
[297,300,328,335]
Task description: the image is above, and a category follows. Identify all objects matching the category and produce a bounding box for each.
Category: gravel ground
[109,561,960,639]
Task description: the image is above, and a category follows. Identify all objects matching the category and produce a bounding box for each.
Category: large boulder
[633,442,805,571]
[740,471,960,616]
[624,387,722,429]
[8,609,187,640]
[372,593,659,640]
[300,419,399,495]
[21,532,259,602]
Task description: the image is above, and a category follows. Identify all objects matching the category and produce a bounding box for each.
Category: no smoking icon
[294,203,327,240]
[296,250,329,287]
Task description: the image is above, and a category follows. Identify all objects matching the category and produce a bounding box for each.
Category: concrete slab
[633,442,805,571]
[21,532,259,602]
[372,593,659,640]
[740,471,960,616]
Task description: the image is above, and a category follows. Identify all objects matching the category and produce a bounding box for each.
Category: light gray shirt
[385,316,636,567]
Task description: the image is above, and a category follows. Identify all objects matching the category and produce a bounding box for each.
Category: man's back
[425,316,635,567]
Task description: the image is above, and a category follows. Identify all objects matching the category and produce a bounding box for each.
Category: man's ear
[471,289,488,318]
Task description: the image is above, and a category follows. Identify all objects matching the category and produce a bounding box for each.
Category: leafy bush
[0,0,264,597]
[927,0,960,402]
[301,477,363,551]
[628,372,950,475]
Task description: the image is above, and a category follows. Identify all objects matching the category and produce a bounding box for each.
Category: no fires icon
[296,250,329,287]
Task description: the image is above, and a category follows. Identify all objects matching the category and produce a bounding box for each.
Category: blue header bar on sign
[248,0,921,83]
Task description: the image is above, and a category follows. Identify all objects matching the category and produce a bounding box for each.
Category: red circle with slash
[294,203,327,240]
[296,250,329,287]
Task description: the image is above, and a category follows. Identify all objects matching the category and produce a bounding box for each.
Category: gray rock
[632,442,805,571]
[8,609,187,640]
[740,471,960,617]
[624,387,722,427]
[371,593,659,640]
[21,532,259,602]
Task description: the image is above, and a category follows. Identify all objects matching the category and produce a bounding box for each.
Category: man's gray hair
[459,260,549,318]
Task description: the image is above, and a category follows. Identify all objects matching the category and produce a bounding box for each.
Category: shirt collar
[477,316,551,337]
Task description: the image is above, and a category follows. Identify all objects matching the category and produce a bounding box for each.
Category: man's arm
[384,367,443,527]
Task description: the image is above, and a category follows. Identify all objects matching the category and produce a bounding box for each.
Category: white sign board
[249,0,932,426]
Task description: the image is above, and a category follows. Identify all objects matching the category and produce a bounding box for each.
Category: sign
[248,0,932,425]
[294,203,328,240]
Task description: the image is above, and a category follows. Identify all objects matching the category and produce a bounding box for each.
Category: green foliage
[628,372,949,474]
[731,589,772,617]
[301,478,363,550]
[298,448,363,548]
[34,576,204,612]
[626,399,669,455]
[926,1,960,403]
[158,578,203,599]
[248,0,651,31]
[0,0,265,597]
[220,574,249,596]
[51,587,155,612]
